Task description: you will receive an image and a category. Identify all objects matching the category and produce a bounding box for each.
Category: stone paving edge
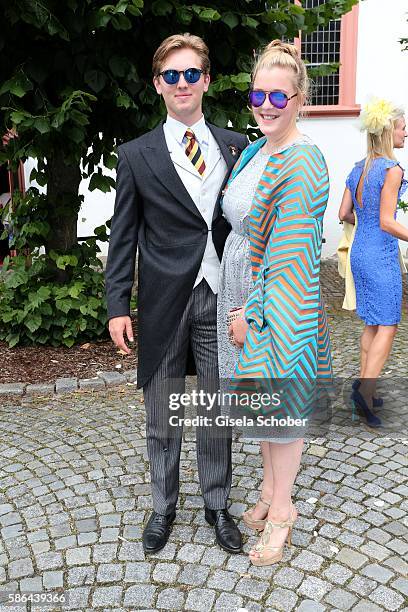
[0,369,138,397]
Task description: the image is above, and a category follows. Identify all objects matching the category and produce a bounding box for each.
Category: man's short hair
[152,33,210,76]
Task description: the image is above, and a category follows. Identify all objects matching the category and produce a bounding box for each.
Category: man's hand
[109,315,134,354]
[229,316,248,348]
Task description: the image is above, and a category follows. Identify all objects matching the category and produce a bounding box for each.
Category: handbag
[227,307,244,346]
[226,306,244,327]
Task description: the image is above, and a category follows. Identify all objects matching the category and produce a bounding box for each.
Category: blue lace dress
[347,157,408,325]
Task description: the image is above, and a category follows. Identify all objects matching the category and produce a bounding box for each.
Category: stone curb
[0,368,138,397]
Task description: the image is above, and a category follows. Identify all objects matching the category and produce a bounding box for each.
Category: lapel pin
[228,145,238,157]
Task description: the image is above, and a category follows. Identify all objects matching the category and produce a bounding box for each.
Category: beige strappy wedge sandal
[249,506,297,566]
[242,497,272,531]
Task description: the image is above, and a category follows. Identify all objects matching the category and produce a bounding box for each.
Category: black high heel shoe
[352,379,383,408]
[351,389,382,428]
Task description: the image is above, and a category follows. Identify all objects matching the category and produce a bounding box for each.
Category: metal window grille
[301,0,341,105]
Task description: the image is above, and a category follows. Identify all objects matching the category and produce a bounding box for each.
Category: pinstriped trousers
[143,280,232,515]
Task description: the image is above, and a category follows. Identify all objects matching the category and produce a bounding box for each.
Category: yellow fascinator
[360,97,396,135]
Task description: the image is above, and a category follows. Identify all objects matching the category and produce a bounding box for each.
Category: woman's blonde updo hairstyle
[252,40,309,108]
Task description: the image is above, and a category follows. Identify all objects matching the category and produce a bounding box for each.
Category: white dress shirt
[164,114,210,165]
[163,115,227,293]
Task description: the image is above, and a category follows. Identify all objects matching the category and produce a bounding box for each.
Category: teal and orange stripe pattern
[228,140,332,417]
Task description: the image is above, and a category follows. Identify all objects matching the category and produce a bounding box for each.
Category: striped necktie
[184,129,206,177]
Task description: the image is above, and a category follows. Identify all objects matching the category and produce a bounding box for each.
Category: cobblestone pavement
[0,262,407,611]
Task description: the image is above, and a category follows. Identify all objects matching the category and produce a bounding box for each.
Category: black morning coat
[105,121,248,388]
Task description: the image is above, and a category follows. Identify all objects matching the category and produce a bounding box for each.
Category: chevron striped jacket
[225,136,333,411]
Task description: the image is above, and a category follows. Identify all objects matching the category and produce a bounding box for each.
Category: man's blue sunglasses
[158,68,204,85]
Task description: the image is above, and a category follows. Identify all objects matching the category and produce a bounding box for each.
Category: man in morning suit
[105,33,247,554]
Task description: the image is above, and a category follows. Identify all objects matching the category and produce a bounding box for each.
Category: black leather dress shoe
[142,511,176,554]
[205,508,242,554]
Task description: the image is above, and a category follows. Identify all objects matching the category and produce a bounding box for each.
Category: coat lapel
[227,136,266,183]
[170,141,202,178]
[140,121,247,222]
[206,123,246,222]
[140,122,203,220]
[207,123,238,176]
[202,135,221,182]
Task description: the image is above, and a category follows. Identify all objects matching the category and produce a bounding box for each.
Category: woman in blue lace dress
[339,99,407,427]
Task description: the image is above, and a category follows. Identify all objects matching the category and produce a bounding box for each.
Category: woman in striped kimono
[217,40,332,566]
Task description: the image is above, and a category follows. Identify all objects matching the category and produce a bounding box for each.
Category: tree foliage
[0,0,358,164]
[0,0,358,345]
[0,237,109,347]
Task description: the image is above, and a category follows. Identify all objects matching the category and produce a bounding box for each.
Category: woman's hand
[229,316,249,348]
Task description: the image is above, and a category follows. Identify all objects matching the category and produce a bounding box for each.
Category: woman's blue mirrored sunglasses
[158,68,204,85]
[249,89,297,109]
